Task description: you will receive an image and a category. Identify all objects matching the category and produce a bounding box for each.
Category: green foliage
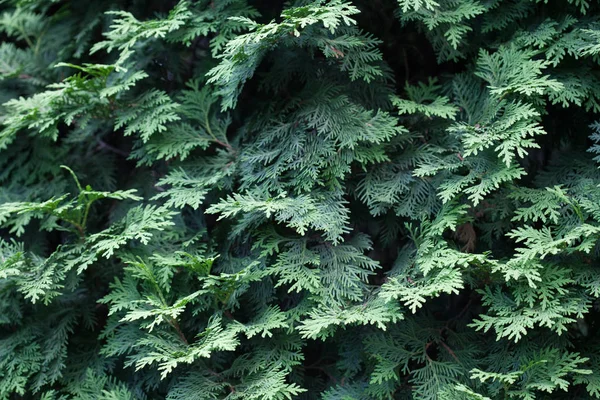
[2,0,600,399]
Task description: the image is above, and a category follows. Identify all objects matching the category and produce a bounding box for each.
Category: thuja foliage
[2,0,600,398]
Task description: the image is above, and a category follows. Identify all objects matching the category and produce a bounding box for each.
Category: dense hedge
[2,0,600,398]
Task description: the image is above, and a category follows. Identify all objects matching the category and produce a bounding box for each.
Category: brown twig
[439,340,460,363]
[168,318,189,345]
[97,139,129,157]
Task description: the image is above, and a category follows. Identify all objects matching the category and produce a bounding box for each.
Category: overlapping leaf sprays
[1,0,600,398]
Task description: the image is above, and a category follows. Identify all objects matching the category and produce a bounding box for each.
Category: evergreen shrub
[1,0,600,398]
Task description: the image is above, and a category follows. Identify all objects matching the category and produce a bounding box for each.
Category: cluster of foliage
[2,0,600,398]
